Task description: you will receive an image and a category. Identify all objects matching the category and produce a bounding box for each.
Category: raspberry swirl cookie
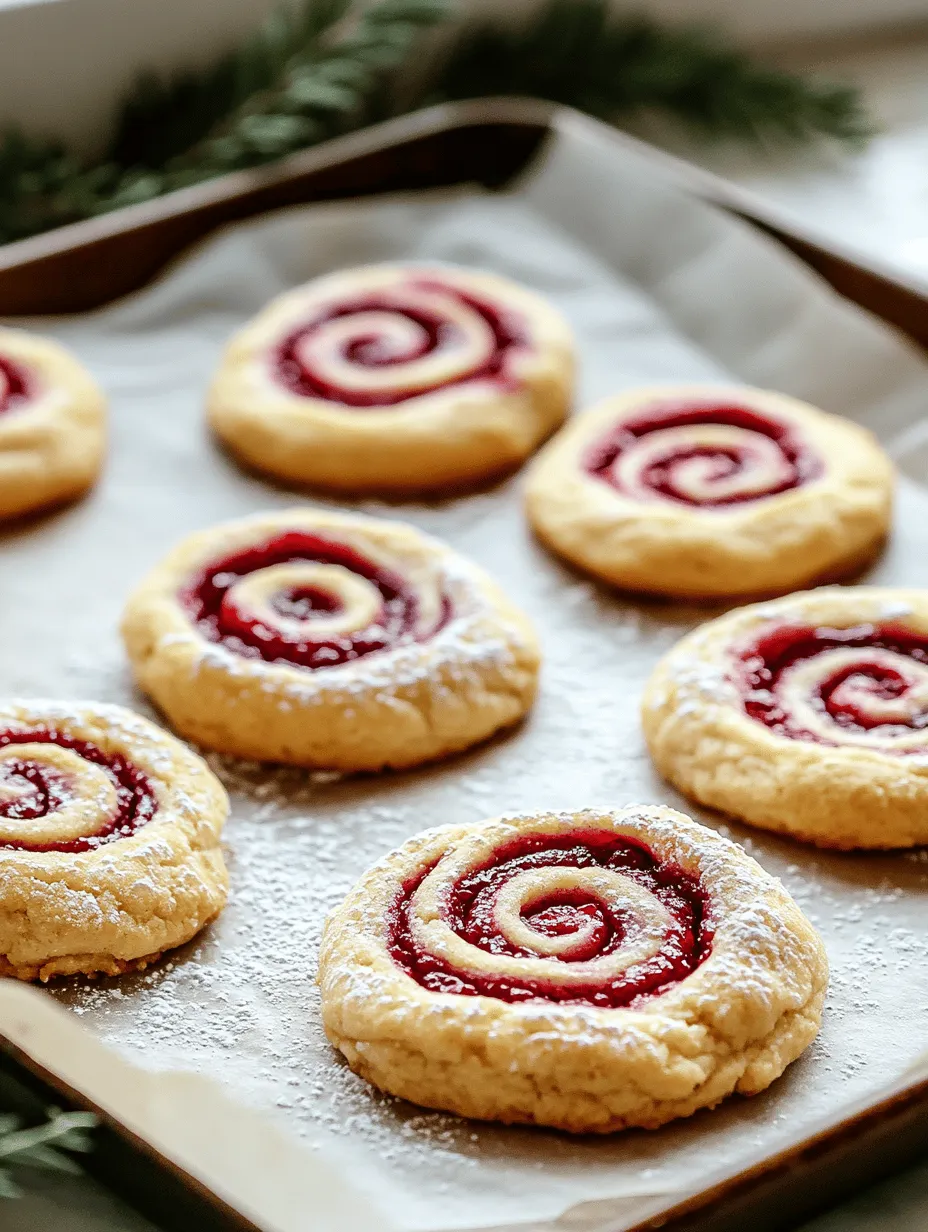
[0,700,228,981]
[0,327,106,521]
[319,806,826,1132]
[642,587,928,848]
[525,384,893,599]
[207,264,574,495]
[121,509,539,770]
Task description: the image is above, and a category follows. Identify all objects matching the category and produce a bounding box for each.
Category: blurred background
[2,0,927,151]
[2,0,928,286]
[2,1,928,1228]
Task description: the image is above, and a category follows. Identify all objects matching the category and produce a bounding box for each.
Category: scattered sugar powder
[879,599,915,620]
[667,655,736,709]
[50,676,928,1225]
[27,441,928,1228]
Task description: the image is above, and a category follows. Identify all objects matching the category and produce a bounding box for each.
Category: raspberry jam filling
[389,831,712,1007]
[0,730,157,852]
[0,357,31,414]
[183,531,447,669]
[586,400,821,507]
[275,280,525,407]
[739,621,928,745]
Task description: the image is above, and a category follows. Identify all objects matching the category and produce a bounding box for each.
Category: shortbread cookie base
[208,265,574,496]
[525,384,894,600]
[0,701,229,979]
[320,807,827,1132]
[122,509,541,770]
[0,327,106,521]
[642,587,928,849]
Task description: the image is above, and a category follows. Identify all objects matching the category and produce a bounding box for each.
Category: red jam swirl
[275,280,526,407]
[0,357,30,415]
[388,831,712,1008]
[739,621,928,746]
[586,400,821,507]
[0,729,157,853]
[183,531,447,669]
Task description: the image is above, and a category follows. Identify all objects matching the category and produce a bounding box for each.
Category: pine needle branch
[0,0,452,238]
[0,132,91,246]
[0,1108,97,1200]
[107,0,355,171]
[0,0,871,248]
[162,0,451,180]
[427,1,872,146]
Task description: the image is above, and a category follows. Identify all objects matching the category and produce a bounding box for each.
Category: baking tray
[2,98,926,350]
[0,978,407,1232]
[1,101,928,1232]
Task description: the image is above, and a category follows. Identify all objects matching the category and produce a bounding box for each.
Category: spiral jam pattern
[586,401,821,507]
[0,729,157,852]
[388,830,711,1007]
[740,622,928,752]
[275,279,526,408]
[183,531,448,670]
[0,357,30,415]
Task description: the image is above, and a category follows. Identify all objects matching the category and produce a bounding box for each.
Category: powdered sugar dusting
[162,520,533,712]
[880,599,915,619]
[46,503,928,1226]
[656,649,739,718]
[2,185,927,1229]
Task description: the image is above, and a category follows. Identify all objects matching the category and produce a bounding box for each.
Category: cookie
[319,806,826,1132]
[121,508,540,770]
[0,700,228,981]
[0,327,106,521]
[642,587,928,848]
[207,263,574,495]
[524,384,893,599]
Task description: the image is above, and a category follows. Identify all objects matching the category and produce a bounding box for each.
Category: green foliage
[0,0,870,248]
[430,0,871,145]
[0,1108,97,1199]
[123,0,451,182]
[108,0,355,171]
[0,131,94,246]
[0,0,451,241]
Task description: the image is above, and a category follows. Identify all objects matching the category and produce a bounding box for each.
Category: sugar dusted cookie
[0,700,228,981]
[319,806,826,1132]
[643,587,928,848]
[121,508,540,770]
[207,263,574,495]
[525,384,893,599]
[0,327,106,521]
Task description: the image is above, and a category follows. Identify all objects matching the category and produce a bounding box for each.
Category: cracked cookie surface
[0,700,228,980]
[207,263,574,496]
[0,327,106,521]
[121,508,540,770]
[318,806,826,1132]
[524,384,893,599]
[643,586,928,849]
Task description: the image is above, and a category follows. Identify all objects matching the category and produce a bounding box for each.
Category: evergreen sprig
[430,1,871,145]
[108,0,356,172]
[0,0,450,243]
[110,0,450,196]
[0,1107,97,1199]
[0,0,870,248]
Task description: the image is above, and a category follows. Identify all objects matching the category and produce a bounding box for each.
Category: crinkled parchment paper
[2,114,928,1231]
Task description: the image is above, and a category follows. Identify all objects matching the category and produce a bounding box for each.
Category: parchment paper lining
[0,982,390,1232]
[2,113,928,1231]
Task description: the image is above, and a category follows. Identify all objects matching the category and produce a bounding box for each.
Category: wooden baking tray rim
[0,99,554,272]
[0,101,926,1232]
[2,96,926,307]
